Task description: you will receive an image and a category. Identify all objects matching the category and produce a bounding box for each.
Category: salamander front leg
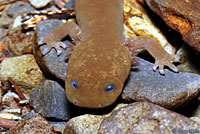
[125,36,179,74]
[39,21,81,55]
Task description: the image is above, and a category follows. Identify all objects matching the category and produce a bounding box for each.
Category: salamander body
[66,0,131,108]
[41,0,178,108]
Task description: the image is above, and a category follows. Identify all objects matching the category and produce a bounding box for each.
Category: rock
[98,102,200,134]
[0,28,7,39]
[176,47,200,74]
[7,4,35,17]
[2,92,22,112]
[0,18,13,28]
[121,58,200,109]
[64,0,74,9]
[124,0,175,55]
[64,114,104,134]
[30,79,70,120]
[8,27,35,56]
[0,83,2,107]
[192,105,200,117]
[0,54,44,89]
[7,114,56,134]
[145,0,200,52]
[63,104,127,134]
[0,43,13,58]
[50,122,66,134]
[34,19,71,82]
[191,117,200,124]
[28,0,52,9]
[0,113,21,120]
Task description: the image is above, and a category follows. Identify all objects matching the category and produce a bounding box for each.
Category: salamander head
[66,44,131,108]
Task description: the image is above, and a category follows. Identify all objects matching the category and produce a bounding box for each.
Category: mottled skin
[41,0,179,108]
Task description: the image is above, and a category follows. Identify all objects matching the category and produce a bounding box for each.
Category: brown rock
[63,104,127,134]
[64,114,104,134]
[7,114,56,134]
[98,102,200,134]
[8,27,35,56]
[0,54,44,89]
[145,0,200,52]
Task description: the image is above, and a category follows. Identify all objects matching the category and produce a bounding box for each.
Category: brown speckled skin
[65,0,131,108]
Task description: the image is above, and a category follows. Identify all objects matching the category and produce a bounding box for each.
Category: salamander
[40,0,179,108]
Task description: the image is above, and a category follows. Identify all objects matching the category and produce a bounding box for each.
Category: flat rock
[30,79,70,120]
[34,19,70,82]
[145,0,200,52]
[122,58,200,108]
[7,114,56,134]
[28,0,52,9]
[98,102,200,134]
[0,54,44,89]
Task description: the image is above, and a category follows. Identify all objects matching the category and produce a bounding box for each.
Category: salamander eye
[71,80,78,89]
[104,84,115,92]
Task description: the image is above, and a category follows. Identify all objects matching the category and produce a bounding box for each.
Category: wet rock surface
[7,114,56,134]
[98,102,200,134]
[30,79,70,120]
[145,0,200,52]
[122,58,200,108]
[0,54,44,89]
[34,19,71,82]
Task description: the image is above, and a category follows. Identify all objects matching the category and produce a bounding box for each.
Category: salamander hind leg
[39,21,81,56]
[125,36,179,74]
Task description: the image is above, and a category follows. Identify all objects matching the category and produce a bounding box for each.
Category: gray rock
[122,58,200,108]
[64,0,74,9]
[30,79,70,120]
[0,54,44,89]
[7,4,35,17]
[34,19,71,82]
[98,102,200,134]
